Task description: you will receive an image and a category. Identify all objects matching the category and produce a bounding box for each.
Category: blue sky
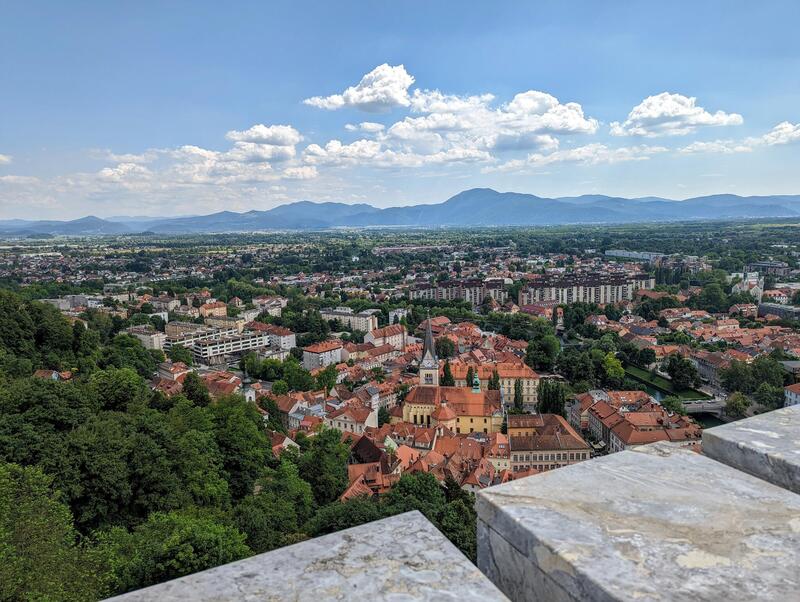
[1,1,799,219]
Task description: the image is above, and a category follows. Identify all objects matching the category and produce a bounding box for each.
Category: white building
[784,383,800,407]
[302,340,344,370]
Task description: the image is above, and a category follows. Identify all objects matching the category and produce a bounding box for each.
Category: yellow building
[397,317,503,434]
[447,361,539,407]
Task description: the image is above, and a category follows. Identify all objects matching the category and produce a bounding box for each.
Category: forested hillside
[0,291,474,600]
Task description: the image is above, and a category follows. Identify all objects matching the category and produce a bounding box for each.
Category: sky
[1,1,799,220]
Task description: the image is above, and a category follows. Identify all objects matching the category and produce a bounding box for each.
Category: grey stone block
[477,443,800,602]
[106,511,508,601]
[703,404,800,494]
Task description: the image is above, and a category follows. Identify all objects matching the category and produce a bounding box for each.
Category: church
[397,316,504,434]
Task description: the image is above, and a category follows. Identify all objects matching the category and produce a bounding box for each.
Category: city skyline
[2,1,800,219]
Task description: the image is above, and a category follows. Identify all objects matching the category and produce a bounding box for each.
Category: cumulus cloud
[485,144,666,173]
[225,124,302,146]
[610,92,743,137]
[345,122,385,133]
[98,162,153,182]
[105,150,159,164]
[679,140,752,154]
[0,154,12,164]
[282,166,318,180]
[303,64,415,112]
[759,121,800,146]
[677,122,800,155]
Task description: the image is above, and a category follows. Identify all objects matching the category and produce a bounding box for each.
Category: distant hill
[3,189,800,235]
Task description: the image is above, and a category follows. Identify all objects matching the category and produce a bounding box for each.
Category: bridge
[682,398,726,417]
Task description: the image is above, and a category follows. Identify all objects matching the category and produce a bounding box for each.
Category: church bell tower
[419,313,439,387]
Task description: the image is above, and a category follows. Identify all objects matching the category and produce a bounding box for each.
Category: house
[508,414,590,473]
[364,323,407,350]
[33,369,62,381]
[784,383,800,407]
[157,360,191,382]
[199,301,227,318]
[302,340,343,370]
[447,361,539,408]
[200,371,242,398]
[325,403,378,435]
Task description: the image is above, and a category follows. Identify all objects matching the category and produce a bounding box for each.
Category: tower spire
[419,309,439,386]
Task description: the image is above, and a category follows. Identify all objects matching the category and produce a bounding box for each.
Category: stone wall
[476,405,800,601]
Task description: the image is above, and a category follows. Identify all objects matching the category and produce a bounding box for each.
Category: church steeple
[419,311,439,386]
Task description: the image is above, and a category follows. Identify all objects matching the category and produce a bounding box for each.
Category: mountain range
[3,189,800,236]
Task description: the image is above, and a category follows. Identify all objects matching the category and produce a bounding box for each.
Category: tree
[488,369,500,390]
[721,360,755,394]
[231,461,312,553]
[525,334,560,371]
[315,364,337,393]
[435,337,456,359]
[441,361,455,386]
[537,379,567,416]
[664,354,699,390]
[378,406,391,427]
[383,472,446,522]
[0,463,105,601]
[89,367,149,412]
[725,392,750,418]
[271,379,289,396]
[182,372,211,407]
[636,348,656,368]
[753,382,784,409]
[168,344,193,366]
[660,395,686,415]
[98,334,158,378]
[303,497,384,537]
[465,366,474,387]
[210,396,270,500]
[98,511,250,595]
[296,426,349,506]
[513,378,524,412]
[602,352,625,387]
[284,359,315,392]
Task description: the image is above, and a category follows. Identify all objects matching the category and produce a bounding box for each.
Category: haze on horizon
[1,1,799,220]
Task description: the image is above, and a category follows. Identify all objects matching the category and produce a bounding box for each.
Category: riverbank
[625,365,711,401]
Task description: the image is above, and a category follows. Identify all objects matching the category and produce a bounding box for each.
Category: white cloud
[304,139,382,165]
[106,150,159,164]
[0,154,13,164]
[223,141,296,163]
[303,64,415,112]
[345,122,385,133]
[610,92,743,137]
[679,140,752,154]
[97,162,152,182]
[282,166,318,180]
[486,144,666,173]
[225,124,302,146]
[759,121,800,146]
[0,175,39,184]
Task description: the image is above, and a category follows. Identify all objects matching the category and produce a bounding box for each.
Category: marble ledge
[476,442,800,602]
[702,403,800,494]
[106,510,509,602]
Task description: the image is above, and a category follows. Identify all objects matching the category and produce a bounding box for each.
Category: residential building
[784,383,800,407]
[364,323,407,350]
[320,307,380,332]
[508,414,590,473]
[447,361,539,408]
[519,273,655,306]
[303,340,344,370]
[125,325,166,350]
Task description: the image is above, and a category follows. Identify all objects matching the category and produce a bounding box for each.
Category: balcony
[108,405,800,601]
